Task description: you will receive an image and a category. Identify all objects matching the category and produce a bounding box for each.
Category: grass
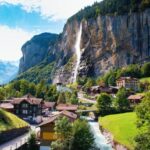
[0,109,28,132]
[140,77,150,83]
[99,112,138,150]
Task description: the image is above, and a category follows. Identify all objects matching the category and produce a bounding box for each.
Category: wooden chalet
[128,95,144,104]
[90,86,118,94]
[12,95,43,119]
[39,111,77,150]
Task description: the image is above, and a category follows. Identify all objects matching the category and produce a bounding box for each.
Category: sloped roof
[0,103,14,109]
[56,104,78,111]
[39,111,77,127]
[12,95,42,105]
[128,95,144,100]
[38,115,58,127]
[60,110,77,119]
[42,102,56,109]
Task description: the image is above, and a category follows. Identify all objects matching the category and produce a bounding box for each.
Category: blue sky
[0,0,101,61]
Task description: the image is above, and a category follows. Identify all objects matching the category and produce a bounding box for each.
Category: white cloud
[0,0,102,21]
[0,25,33,61]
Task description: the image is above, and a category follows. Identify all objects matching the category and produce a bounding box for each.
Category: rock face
[19,33,58,73]
[53,9,150,83]
[79,9,150,77]
[18,9,150,84]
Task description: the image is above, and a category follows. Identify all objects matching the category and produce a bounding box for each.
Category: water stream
[89,122,113,150]
[73,23,82,82]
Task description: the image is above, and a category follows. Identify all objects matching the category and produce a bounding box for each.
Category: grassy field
[140,77,150,83]
[0,109,28,132]
[99,112,138,150]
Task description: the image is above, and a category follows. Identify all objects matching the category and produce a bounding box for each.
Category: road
[0,132,29,150]
[78,92,96,104]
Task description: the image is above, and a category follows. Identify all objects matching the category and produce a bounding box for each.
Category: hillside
[0,109,28,132]
[100,112,138,149]
[17,0,150,84]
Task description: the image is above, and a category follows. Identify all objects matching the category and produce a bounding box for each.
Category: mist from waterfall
[73,23,82,82]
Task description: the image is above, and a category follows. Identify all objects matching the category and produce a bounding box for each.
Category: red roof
[0,103,14,109]
[56,104,78,111]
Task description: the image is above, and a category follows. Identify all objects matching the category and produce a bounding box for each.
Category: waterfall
[73,23,82,82]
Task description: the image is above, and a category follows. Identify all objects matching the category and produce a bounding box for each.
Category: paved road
[0,132,29,150]
[78,92,96,104]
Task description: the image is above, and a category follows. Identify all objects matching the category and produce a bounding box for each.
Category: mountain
[19,32,58,73]
[17,0,150,84]
[0,60,19,85]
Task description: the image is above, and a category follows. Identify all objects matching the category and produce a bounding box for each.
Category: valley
[0,0,150,150]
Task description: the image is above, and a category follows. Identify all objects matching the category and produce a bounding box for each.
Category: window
[22,103,28,108]
[33,106,37,112]
[16,110,19,114]
[22,110,28,114]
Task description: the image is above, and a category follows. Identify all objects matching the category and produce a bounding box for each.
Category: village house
[89,85,118,95]
[128,94,144,105]
[12,95,43,121]
[11,95,56,122]
[116,77,139,91]
[38,111,77,150]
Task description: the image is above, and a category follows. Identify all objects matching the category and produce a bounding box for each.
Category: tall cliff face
[19,33,58,73]
[79,9,150,77]
[52,9,150,83]
[18,8,150,84]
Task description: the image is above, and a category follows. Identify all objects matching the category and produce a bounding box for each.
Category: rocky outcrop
[79,9,150,77]
[19,33,58,73]
[18,8,150,84]
[53,9,150,83]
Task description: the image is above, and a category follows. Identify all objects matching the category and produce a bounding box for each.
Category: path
[78,92,96,104]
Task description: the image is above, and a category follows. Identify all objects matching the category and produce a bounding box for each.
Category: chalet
[12,95,43,120]
[128,95,144,105]
[116,77,139,91]
[39,111,77,150]
[56,104,78,113]
[90,86,118,94]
